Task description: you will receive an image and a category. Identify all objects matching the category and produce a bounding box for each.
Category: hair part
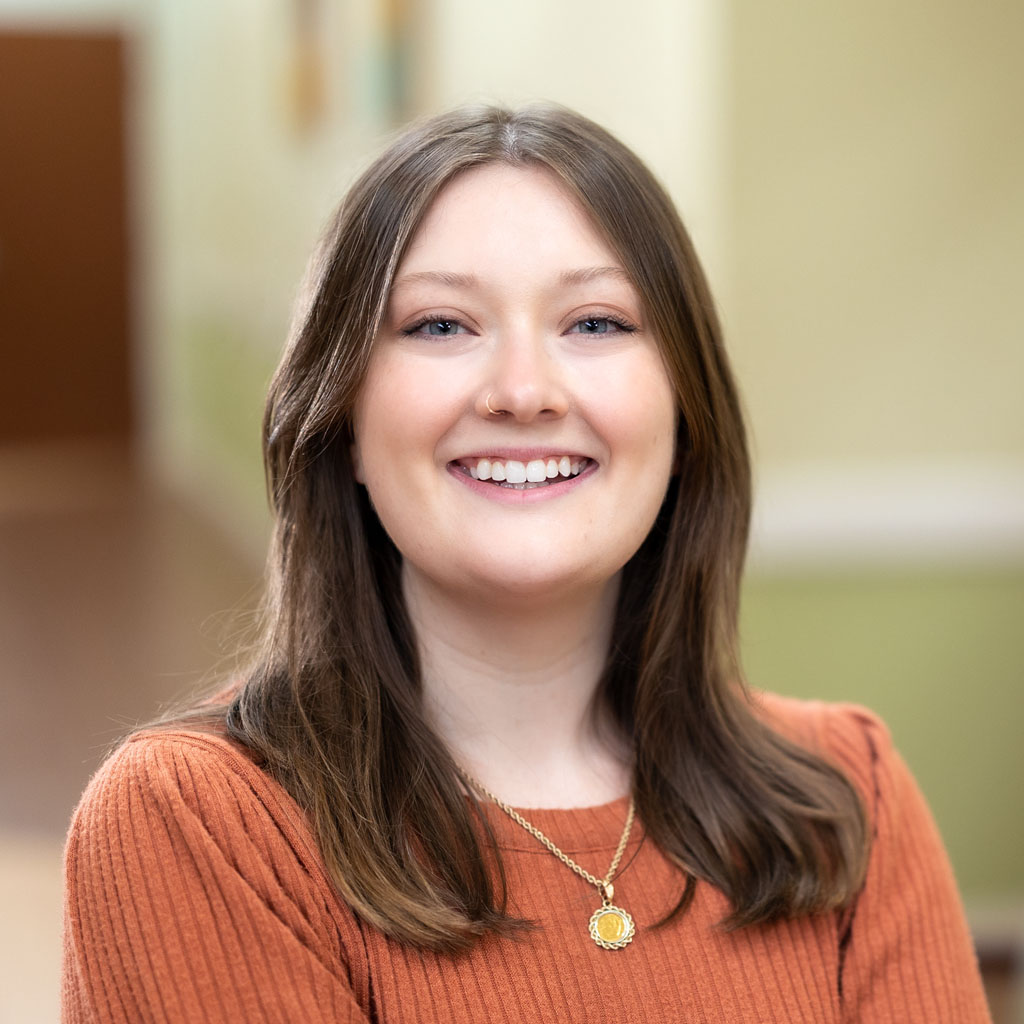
[180,103,868,948]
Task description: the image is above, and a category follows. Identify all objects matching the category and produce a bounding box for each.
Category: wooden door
[0,30,132,443]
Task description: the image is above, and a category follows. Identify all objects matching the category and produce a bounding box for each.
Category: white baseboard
[749,459,1024,571]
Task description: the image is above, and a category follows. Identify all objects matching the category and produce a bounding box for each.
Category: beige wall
[725,2,1023,565]
[137,0,407,549]
[0,0,132,22]
[420,0,728,283]
[725,4,1023,905]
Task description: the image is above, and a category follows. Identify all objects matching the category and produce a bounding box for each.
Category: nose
[477,330,569,422]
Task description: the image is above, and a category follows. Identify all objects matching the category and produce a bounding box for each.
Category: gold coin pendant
[588,904,635,950]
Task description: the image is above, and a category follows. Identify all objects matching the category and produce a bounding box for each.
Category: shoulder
[67,728,334,908]
[74,728,293,824]
[64,734,377,1019]
[751,692,957,880]
[751,690,891,801]
[750,706,992,1017]
[751,688,889,745]
[65,728,367,970]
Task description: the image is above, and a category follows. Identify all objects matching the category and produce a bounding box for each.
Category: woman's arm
[825,705,992,1023]
[62,732,371,1024]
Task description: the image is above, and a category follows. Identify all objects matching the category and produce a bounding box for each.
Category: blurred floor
[0,438,260,1024]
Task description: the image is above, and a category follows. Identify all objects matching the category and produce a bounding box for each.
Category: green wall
[741,570,1024,901]
[182,317,274,494]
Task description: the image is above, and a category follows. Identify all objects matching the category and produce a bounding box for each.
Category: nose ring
[485,393,504,417]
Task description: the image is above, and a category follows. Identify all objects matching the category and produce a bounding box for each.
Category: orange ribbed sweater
[62,696,991,1022]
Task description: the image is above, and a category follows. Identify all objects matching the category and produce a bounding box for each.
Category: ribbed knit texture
[62,696,992,1022]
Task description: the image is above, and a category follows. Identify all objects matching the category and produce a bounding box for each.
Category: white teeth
[505,460,527,484]
[463,456,588,485]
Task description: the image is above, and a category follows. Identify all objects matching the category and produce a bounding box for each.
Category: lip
[446,457,597,504]
[451,447,594,462]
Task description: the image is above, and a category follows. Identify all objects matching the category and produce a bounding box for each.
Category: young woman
[63,104,991,1022]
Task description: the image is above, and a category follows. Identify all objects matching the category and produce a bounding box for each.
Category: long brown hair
[212,104,868,949]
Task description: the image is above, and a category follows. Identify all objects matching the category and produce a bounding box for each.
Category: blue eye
[569,316,637,336]
[425,320,460,336]
[403,317,468,338]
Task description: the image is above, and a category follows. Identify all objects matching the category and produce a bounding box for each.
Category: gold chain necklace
[459,770,637,950]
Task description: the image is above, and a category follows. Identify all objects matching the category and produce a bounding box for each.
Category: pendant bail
[600,881,614,904]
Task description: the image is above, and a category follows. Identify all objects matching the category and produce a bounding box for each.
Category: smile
[453,456,591,490]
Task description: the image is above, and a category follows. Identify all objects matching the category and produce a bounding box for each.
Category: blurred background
[1,0,1021,1020]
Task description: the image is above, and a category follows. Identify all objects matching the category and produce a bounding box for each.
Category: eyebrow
[392,270,477,290]
[391,266,632,291]
[558,266,632,286]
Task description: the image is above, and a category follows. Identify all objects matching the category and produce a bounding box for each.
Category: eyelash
[400,313,639,338]
[401,314,470,338]
[568,314,638,336]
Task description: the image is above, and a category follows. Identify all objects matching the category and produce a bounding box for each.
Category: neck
[404,566,631,808]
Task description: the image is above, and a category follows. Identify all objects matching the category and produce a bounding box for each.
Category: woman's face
[351,163,677,604]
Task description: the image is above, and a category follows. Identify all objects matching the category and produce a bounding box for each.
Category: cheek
[352,364,399,492]
[351,356,461,493]
[349,440,366,484]
[595,360,677,465]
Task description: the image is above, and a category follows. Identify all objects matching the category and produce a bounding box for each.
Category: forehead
[396,163,622,280]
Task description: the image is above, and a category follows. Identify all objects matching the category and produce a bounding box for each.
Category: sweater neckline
[472,793,641,855]
[143,729,642,857]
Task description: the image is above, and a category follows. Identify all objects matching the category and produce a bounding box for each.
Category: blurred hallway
[0,439,259,1023]
[1,2,1020,1018]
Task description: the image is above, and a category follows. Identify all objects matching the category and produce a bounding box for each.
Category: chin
[434,555,622,606]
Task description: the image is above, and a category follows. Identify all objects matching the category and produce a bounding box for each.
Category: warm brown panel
[0,31,132,442]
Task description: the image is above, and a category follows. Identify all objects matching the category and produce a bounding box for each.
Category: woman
[63,105,990,1022]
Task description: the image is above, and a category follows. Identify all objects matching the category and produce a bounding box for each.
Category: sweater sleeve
[823,705,991,1024]
[62,732,370,1024]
